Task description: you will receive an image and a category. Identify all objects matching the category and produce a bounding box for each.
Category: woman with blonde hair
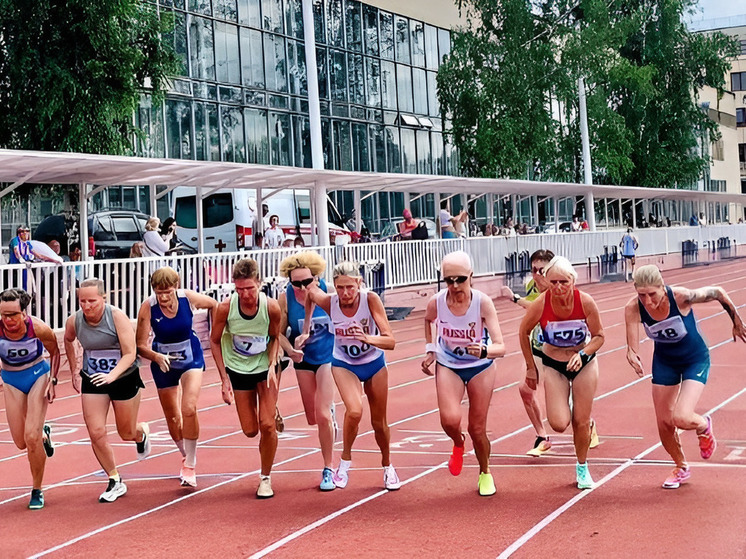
[519,256,605,490]
[136,267,217,487]
[142,217,173,257]
[299,260,400,491]
[625,265,746,489]
[278,251,336,490]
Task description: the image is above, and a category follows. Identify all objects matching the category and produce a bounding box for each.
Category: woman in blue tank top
[625,265,746,490]
[278,252,336,491]
[136,267,217,488]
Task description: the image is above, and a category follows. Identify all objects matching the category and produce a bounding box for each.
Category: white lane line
[495,385,746,558]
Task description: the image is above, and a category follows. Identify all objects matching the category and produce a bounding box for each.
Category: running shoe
[589,419,599,449]
[384,464,401,490]
[448,443,465,476]
[478,472,496,496]
[28,489,44,510]
[576,462,594,490]
[180,459,197,488]
[526,436,552,457]
[662,466,691,489]
[136,423,151,460]
[320,467,335,491]
[275,407,285,433]
[99,478,127,503]
[698,415,716,460]
[333,459,351,489]
[42,424,54,458]
[256,476,274,499]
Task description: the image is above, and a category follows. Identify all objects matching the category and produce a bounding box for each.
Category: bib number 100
[340,343,370,358]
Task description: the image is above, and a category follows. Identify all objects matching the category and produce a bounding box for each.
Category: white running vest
[435,289,492,370]
[330,289,383,366]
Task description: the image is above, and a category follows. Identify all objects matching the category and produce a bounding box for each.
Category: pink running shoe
[180,459,197,488]
[662,466,690,489]
[698,415,716,460]
[448,444,465,476]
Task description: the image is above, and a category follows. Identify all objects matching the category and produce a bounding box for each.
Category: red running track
[3,261,746,558]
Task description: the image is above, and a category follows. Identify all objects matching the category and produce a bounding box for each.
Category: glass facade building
[135,0,459,233]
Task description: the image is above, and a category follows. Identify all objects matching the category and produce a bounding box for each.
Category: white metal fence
[3,224,745,327]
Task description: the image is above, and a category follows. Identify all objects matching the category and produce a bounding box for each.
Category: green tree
[0,0,177,155]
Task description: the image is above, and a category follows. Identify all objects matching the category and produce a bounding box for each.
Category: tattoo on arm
[688,287,720,304]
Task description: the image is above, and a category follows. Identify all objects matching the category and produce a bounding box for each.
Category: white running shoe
[333,459,351,488]
[180,459,197,488]
[136,423,151,460]
[383,464,401,491]
[256,476,274,499]
[99,478,127,503]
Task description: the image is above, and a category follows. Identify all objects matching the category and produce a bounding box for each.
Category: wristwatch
[512,293,521,304]
[51,377,58,385]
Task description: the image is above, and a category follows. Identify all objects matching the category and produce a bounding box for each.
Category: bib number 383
[86,349,122,373]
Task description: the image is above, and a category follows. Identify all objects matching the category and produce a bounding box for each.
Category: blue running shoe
[320,467,335,491]
[28,489,44,510]
[576,462,594,490]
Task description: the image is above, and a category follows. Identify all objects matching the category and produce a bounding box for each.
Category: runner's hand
[626,349,645,377]
[287,347,304,363]
[72,373,81,394]
[501,285,515,299]
[221,378,234,405]
[566,352,582,373]
[267,363,278,389]
[525,366,538,390]
[45,377,56,403]
[154,353,172,373]
[421,352,435,376]
[294,333,310,349]
[466,343,485,358]
[90,372,114,387]
[733,318,746,343]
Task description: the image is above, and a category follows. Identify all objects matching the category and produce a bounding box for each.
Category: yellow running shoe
[478,472,496,496]
[589,419,599,449]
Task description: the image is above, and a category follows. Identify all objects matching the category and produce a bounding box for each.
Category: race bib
[298,315,332,344]
[0,338,42,366]
[232,334,268,357]
[644,315,688,344]
[544,320,589,348]
[155,340,194,369]
[86,349,122,374]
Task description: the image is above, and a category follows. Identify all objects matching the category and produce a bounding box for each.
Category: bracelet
[479,345,488,359]
[512,293,521,304]
[425,343,437,354]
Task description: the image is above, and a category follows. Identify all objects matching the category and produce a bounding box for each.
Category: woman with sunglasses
[298,261,400,491]
[422,251,505,496]
[136,266,217,488]
[625,265,746,489]
[518,256,604,490]
[278,252,336,491]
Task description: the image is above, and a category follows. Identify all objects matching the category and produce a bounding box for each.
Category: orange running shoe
[448,443,465,476]
[698,415,716,460]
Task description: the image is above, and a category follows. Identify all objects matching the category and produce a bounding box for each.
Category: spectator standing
[9,226,33,264]
[264,215,286,249]
[689,214,699,226]
[159,218,179,251]
[398,209,419,240]
[698,212,707,227]
[620,228,639,282]
[142,217,172,257]
[571,216,582,232]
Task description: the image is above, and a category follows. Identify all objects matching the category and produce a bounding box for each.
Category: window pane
[221,106,246,162]
[431,131,444,175]
[313,0,325,44]
[412,68,427,114]
[330,49,347,101]
[215,22,240,83]
[264,33,288,92]
[411,20,425,67]
[363,5,378,56]
[346,0,362,52]
[365,57,381,107]
[400,128,416,173]
[732,72,743,92]
[427,71,439,116]
[416,130,431,173]
[245,108,269,163]
[316,47,329,99]
[165,99,193,159]
[394,15,410,64]
[381,60,396,109]
[113,217,140,241]
[379,11,394,60]
[292,114,311,167]
[321,117,332,167]
[195,102,220,160]
[349,53,364,105]
[238,0,261,27]
[269,112,292,165]
[352,122,370,171]
[165,11,188,76]
[332,120,352,170]
[424,24,438,69]
[215,0,238,20]
[189,16,216,80]
[396,64,413,113]
[287,40,307,95]
[240,27,265,87]
[189,0,211,15]
[203,194,234,227]
[438,28,451,65]
[369,124,386,172]
[285,0,304,39]
[261,0,284,33]
[385,126,401,172]
[174,196,197,228]
[327,0,344,47]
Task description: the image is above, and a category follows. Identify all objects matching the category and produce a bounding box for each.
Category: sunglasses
[531,267,544,275]
[444,275,469,286]
[290,278,314,288]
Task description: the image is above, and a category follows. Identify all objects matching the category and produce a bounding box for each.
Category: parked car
[539,221,572,233]
[34,210,150,259]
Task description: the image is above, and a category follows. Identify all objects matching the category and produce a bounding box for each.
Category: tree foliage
[438,0,738,188]
[0,0,177,155]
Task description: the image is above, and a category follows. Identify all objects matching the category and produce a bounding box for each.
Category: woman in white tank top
[422,251,505,497]
[298,261,401,492]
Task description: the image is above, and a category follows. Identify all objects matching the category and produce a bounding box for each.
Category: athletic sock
[260,474,271,481]
[174,439,186,457]
[110,471,121,483]
[184,439,198,469]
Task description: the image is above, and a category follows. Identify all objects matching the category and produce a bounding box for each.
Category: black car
[34,210,150,259]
